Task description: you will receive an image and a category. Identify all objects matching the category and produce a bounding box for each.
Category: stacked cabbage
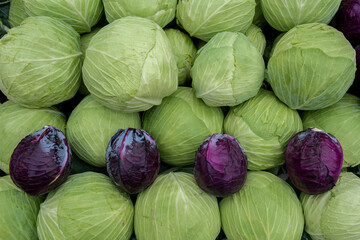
[2,1,360,240]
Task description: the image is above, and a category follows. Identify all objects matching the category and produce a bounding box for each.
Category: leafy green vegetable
[0,175,43,240]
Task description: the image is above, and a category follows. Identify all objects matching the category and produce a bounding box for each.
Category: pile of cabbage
[1,0,360,239]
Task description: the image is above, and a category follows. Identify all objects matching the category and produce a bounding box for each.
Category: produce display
[1,0,360,239]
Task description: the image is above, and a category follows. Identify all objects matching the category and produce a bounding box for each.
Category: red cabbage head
[106,128,160,194]
[194,134,248,197]
[285,128,343,195]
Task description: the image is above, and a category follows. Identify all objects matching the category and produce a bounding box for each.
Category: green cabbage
[261,0,341,31]
[220,171,304,240]
[302,94,360,167]
[224,89,303,170]
[142,87,224,166]
[0,16,82,108]
[135,172,221,240]
[23,0,103,33]
[0,175,43,240]
[176,0,256,41]
[8,0,28,27]
[191,31,265,107]
[267,23,356,110]
[103,0,177,28]
[82,16,178,112]
[301,172,360,240]
[0,101,66,174]
[67,95,141,167]
[245,24,266,55]
[164,28,197,85]
[37,172,134,240]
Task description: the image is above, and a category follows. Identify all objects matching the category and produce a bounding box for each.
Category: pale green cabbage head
[23,0,103,33]
[267,23,356,110]
[135,172,221,240]
[0,16,82,108]
[245,24,266,55]
[220,171,304,240]
[261,0,341,31]
[164,28,197,85]
[37,172,134,240]
[82,16,178,112]
[301,172,360,240]
[8,0,28,27]
[302,94,360,167]
[191,32,265,107]
[142,87,224,166]
[103,0,177,28]
[0,101,66,174]
[176,0,256,41]
[0,175,43,240]
[224,89,303,170]
[67,95,141,167]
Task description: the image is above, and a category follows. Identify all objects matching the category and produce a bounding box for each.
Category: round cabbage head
[103,0,177,28]
[176,0,256,41]
[191,32,265,107]
[224,89,303,170]
[37,172,134,240]
[142,87,224,166]
[8,0,28,27]
[134,172,221,240]
[0,175,43,240]
[0,16,82,108]
[82,16,178,112]
[245,24,266,55]
[164,28,197,85]
[302,94,360,167]
[261,0,342,31]
[0,101,66,174]
[267,23,356,110]
[67,95,141,167]
[301,172,360,240]
[220,171,304,240]
[23,0,103,33]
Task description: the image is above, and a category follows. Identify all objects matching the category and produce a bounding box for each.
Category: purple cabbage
[194,134,248,197]
[334,0,360,43]
[106,128,160,194]
[9,126,72,196]
[285,128,343,195]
